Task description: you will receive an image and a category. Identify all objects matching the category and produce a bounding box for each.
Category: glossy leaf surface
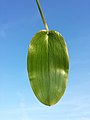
[27,30,69,106]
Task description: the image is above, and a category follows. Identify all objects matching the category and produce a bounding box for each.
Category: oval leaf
[27,30,69,106]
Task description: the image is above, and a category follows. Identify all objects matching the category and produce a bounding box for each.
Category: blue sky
[0,0,90,120]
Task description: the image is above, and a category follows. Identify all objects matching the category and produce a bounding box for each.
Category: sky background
[0,0,90,120]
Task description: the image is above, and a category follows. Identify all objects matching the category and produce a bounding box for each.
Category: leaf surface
[27,30,69,106]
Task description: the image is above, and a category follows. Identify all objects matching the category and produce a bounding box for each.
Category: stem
[36,0,49,31]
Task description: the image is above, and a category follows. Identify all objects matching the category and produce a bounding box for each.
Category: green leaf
[27,30,69,106]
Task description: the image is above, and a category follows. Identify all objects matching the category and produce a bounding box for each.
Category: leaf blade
[27,30,69,106]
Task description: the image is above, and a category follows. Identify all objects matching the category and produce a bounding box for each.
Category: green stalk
[36,0,49,31]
